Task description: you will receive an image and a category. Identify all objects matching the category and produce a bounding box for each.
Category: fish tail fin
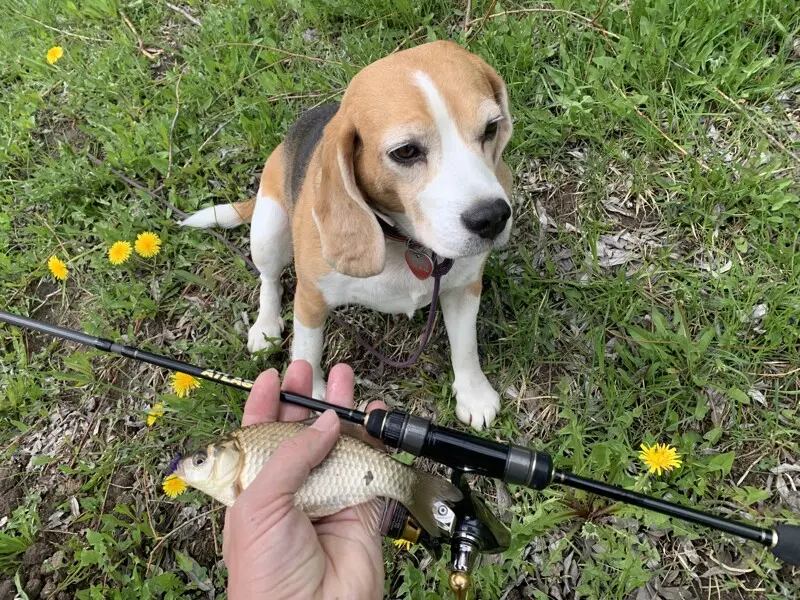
[404,470,463,538]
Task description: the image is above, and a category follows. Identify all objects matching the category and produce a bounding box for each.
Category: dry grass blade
[165,2,202,26]
[211,42,350,67]
[610,80,713,171]
[16,11,108,43]
[145,506,224,575]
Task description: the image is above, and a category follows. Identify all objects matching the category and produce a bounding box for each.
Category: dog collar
[376,216,453,280]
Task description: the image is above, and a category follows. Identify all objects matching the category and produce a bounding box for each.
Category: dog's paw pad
[453,377,500,431]
[247,319,283,353]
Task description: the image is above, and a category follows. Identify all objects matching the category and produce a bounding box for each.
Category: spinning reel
[381,469,511,599]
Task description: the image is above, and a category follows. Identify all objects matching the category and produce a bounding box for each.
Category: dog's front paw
[452,375,500,431]
[247,318,284,353]
[312,377,327,401]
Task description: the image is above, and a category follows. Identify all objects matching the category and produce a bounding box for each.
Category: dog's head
[312,41,513,278]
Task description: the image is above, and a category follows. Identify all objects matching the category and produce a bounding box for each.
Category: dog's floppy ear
[312,110,385,278]
[481,60,513,167]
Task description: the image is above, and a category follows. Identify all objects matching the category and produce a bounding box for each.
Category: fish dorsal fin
[298,415,386,451]
[354,497,386,538]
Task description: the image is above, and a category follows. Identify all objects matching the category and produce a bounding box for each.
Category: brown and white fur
[179,41,514,431]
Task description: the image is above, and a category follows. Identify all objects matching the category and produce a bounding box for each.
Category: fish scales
[235,421,419,520]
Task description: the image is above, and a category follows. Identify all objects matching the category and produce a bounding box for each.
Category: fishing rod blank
[1,310,798,566]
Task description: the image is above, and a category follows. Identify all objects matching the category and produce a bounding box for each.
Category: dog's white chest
[317,247,486,317]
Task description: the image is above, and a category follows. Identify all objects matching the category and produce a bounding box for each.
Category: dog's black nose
[461,199,511,239]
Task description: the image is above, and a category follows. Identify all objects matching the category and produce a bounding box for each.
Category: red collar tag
[405,248,434,280]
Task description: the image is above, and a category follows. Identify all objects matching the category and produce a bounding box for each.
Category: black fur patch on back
[282,102,340,207]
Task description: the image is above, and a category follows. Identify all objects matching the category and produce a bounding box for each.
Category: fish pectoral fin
[354,498,385,539]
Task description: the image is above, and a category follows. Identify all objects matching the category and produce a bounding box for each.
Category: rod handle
[772,524,800,566]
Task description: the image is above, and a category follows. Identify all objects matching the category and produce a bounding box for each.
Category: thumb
[239,410,341,503]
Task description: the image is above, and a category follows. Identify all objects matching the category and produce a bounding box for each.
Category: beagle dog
[180,40,514,431]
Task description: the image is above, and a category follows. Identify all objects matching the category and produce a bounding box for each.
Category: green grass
[1,0,799,598]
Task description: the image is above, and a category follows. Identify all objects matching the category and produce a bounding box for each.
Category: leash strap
[328,256,453,368]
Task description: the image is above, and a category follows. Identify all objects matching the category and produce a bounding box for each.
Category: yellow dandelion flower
[171,372,201,397]
[393,539,414,551]
[46,46,63,64]
[134,231,161,258]
[162,474,187,498]
[638,442,682,476]
[47,255,68,281]
[147,403,165,426]
[108,241,132,265]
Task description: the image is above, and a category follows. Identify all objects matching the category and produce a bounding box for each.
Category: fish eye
[192,451,207,467]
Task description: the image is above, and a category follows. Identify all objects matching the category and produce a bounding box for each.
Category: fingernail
[311,409,338,432]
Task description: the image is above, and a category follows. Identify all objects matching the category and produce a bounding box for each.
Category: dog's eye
[389,144,423,164]
[482,120,499,142]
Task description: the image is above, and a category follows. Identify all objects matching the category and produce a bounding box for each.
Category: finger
[279,360,314,421]
[241,369,280,427]
[325,363,355,409]
[239,409,340,503]
[356,400,389,449]
[366,399,388,413]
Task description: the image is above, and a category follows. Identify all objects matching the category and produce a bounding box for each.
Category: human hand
[222,359,388,600]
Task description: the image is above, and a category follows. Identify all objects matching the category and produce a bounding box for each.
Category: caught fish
[171,419,463,538]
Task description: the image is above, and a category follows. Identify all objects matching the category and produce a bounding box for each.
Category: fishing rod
[2,310,798,598]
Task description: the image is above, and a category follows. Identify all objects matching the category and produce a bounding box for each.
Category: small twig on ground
[464,0,472,32]
[165,2,202,26]
[141,469,159,541]
[470,6,620,42]
[735,451,768,487]
[610,80,713,172]
[68,394,108,469]
[591,0,613,23]
[86,152,259,276]
[195,116,235,155]
[356,12,397,29]
[95,463,117,530]
[146,506,223,575]
[466,0,498,43]
[16,12,108,43]
[33,213,70,259]
[167,66,188,179]
[752,366,800,378]
[211,43,348,67]
[712,86,800,164]
[67,366,117,470]
[393,26,424,54]
[211,510,220,556]
[121,11,165,60]
[207,57,291,109]
[309,88,347,110]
